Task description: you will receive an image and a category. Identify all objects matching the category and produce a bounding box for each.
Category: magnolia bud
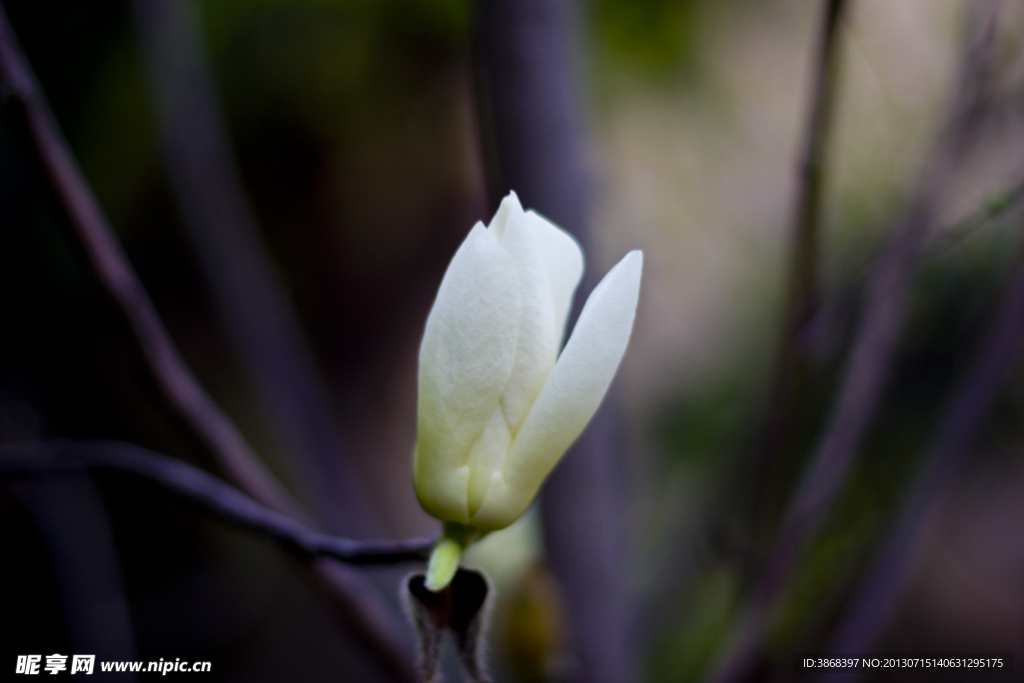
[415,192,641,589]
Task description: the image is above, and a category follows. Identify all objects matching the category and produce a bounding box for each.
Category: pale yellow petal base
[425,522,475,591]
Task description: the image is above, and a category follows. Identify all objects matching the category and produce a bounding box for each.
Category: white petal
[487,190,521,240]
[470,250,643,530]
[497,202,560,434]
[415,222,522,523]
[524,210,584,344]
[465,403,512,516]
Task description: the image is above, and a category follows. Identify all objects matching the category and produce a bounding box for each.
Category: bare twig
[814,179,1024,338]
[929,180,1024,254]
[475,1,632,681]
[0,1,301,520]
[128,4,427,676]
[817,192,1024,683]
[754,0,850,528]
[709,3,999,681]
[0,8,418,679]
[1,440,434,565]
[130,0,381,537]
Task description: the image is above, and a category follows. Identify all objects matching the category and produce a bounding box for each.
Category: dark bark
[405,569,493,683]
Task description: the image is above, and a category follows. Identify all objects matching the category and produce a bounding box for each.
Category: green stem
[425,522,473,591]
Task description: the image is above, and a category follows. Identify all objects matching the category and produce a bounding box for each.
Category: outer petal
[497,200,559,435]
[524,210,584,344]
[415,222,522,523]
[470,250,643,531]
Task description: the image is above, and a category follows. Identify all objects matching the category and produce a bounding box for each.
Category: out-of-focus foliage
[645,198,1024,681]
[591,0,704,78]
[596,1,1024,679]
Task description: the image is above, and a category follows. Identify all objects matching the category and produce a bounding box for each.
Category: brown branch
[708,2,999,681]
[1,440,435,565]
[753,0,850,531]
[0,7,418,680]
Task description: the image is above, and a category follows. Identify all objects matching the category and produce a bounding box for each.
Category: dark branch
[0,1,303,521]
[130,0,382,537]
[813,179,1024,340]
[818,201,1024,683]
[710,2,999,681]
[0,441,435,566]
[753,0,849,528]
[0,12,420,677]
[929,180,1024,254]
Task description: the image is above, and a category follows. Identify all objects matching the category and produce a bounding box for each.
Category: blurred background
[1,0,1023,681]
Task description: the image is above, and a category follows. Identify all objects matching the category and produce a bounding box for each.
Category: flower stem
[425,522,473,591]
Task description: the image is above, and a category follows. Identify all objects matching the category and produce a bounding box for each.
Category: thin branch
[753,0,850,528]
[130,0,381,537]
[709,2,999,681]
[0,9,419,679]
[929,180,1024,254]
[128,4,427,676]
[817,200,1024,683]
[0,1,302,521]
[817,179,1024,333]
[0,440,435,565]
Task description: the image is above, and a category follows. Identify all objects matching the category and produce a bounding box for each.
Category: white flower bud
[414,192,642,535]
